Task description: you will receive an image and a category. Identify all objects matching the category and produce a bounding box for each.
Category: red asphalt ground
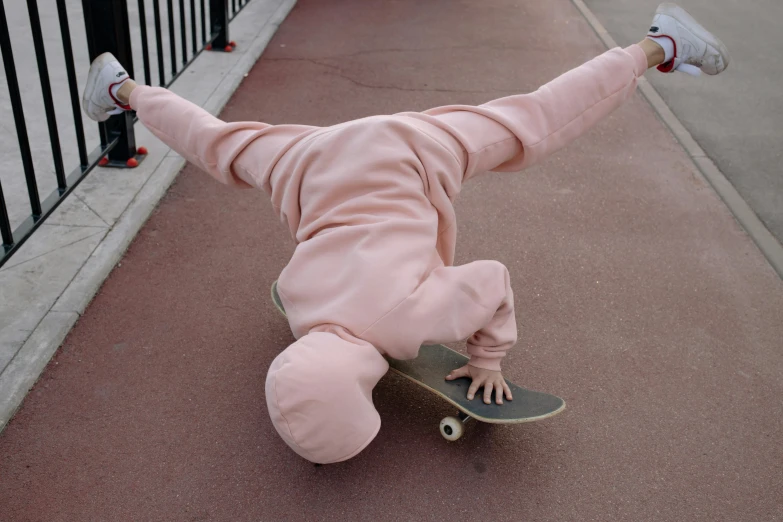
[2,0,783,520]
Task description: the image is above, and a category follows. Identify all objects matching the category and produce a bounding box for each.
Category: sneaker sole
[82,52,118,122]
[657,3,730,72]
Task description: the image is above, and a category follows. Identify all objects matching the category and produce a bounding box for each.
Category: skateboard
[271,280,565,440]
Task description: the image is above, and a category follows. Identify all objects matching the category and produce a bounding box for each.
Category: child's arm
[361,260,516,404]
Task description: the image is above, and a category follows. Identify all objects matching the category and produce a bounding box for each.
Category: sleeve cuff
[468,355,503,372]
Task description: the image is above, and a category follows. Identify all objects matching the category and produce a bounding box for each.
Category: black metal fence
[0,0,252,268]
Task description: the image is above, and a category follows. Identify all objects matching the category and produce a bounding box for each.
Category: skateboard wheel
[439,416,464,441]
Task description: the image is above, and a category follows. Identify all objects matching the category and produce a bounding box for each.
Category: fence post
[209,0,230,51]
[81,0,140,167]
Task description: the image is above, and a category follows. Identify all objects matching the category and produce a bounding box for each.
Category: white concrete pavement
[582,0,783,272]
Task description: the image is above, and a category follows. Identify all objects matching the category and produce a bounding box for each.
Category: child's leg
[83,55,317,190]
[131,85,318,189]
[421,3,728,182]
[130,85,261,187]
[423,44,651,182]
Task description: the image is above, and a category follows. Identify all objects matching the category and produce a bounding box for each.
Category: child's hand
[445,364,513,405]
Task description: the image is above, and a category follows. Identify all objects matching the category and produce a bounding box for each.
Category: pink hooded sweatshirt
[130,46,649,463]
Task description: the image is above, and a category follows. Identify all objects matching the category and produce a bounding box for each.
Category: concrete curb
[0,0,297,432]
[570,0,783,279]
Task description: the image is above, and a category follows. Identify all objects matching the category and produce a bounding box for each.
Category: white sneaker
[82,52,132,122]
[648,3,730,75]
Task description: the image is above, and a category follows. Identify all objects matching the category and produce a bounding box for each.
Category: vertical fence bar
[200,0,206,44]
[27,0,67,190]
[152,0,165,85]
[230,0,248,22]
[209,0,228,49]
[166,0,177,75]
[190,0,197,55]
[137,0,152,85]
[82,0,138,164]
[0,0,41,217]
[0,181,12,248]
[178,0,187,65]
[56,0,88,167]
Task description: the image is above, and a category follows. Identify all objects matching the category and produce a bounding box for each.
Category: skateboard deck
[271,280,565,439]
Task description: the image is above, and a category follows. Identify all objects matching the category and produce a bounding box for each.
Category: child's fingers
[495,382,504,405]
[445,366,470,381]
[502,381,513,401]
[467,379,482,400]
[483,382,493,404]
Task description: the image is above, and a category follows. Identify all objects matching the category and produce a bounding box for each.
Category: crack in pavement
[0,229,106,272]
[265,56,518,95]
[72,193,111,227]
[266,43,545,61]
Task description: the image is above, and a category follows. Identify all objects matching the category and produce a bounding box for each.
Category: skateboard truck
[439,412,472,441]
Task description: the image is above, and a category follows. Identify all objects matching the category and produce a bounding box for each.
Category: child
[83,3,728,464]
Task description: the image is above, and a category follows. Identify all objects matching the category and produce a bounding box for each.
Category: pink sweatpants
[129,45,649,372]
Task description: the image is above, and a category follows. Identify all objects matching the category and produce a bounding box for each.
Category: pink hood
[265,331,389,464]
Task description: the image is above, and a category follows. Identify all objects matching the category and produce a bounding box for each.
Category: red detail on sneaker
[137,146,148,155]
[126,158,139,168]
[99,157,109,166]
[206,44,212,50]
[108,78,132,111]
[650,35,677,73]
[224,45,234,52]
